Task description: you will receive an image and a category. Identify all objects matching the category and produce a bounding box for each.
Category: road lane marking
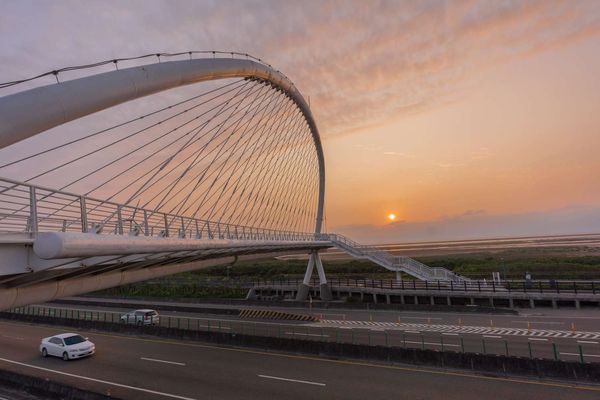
[400,317,442,321]
[2,321,600,393]
[140,357,185,366]
[442,333,458,336]
[258,374,325,386]
[405,330,420,334]
[483,335,502,339]
[285,332,329,338]
[560,352,600,358]
[577,341,599,344]
[511,321,563,325]
[528,338,547,342]
[404,341,459,348]
[0,357,196,400]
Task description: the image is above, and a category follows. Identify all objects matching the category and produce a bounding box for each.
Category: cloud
[332,205,600,244]
[1,0,599,140]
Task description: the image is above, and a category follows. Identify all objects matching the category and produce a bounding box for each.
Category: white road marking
[442,333,458,336]
[285,332,329,338]
[0,357,197,400]
[577,341,599,344]
[404,340,459,348]
[140,357,185,366]
[528,338,547,342]
[511,321,563,325]
[316,320,600,340]
[560,352,600,358]
[483,335,502,339]
[400,317,442,321]
[258,374,325,386]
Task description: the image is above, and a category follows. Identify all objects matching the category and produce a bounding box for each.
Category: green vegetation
[418,253,600,280]
[92,251,600,299]
[94,285,247,299]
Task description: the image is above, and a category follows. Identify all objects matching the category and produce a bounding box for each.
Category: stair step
[326,233,468,283]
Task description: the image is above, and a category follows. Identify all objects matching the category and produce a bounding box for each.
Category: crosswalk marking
[310,320,600,340]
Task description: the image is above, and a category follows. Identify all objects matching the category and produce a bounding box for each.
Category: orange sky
[1,0,600,242]
[324,32,600,238]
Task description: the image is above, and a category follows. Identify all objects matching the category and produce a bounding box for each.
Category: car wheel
[41,348,48,357]
[62,352,69,361]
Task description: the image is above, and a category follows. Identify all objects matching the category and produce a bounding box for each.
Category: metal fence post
[579,345,585,363]
[528,342,533,359]
[29,187,38,233]
[482,338,486,354]
[460,337,465,353]
[117,205,123,235]
[552,342,558,360]
[504,340,509,356]
[80,196,88,232]
[421,335,425,350]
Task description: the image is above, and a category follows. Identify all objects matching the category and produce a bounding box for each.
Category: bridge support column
[314,251,332,301]
[395,271,402,282]
[295,252,315,301]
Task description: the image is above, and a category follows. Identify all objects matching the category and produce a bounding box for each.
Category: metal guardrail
[0,177,320,242]
[249,278,600,295]
[2,305,595,363]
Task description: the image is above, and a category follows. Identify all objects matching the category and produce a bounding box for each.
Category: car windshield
[63,335,86,345]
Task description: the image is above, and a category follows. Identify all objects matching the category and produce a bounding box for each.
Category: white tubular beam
[0,251,296,311]
[33,232,327,259]
[0,57,325,234]
[314,251,327,284]
[302,252,315,285]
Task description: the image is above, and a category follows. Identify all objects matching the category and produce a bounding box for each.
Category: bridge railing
[0,177,321,242]
[247,278,600,295]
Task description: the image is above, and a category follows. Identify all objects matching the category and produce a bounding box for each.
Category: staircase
[324,233,469,283]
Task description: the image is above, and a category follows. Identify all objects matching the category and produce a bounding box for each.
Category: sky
[1,0,600,243]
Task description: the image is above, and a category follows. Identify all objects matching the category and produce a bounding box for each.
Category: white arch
[0,58,325,233]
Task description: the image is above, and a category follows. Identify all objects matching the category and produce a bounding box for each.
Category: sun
[387,213,396,222]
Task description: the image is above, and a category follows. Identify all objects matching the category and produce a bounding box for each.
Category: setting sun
[388,213,396,222]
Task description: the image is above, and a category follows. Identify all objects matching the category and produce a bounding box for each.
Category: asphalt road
[20,299,600,361]
[1,320,599,400]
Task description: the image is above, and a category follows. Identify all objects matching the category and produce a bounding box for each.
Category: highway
[0,320,599,400]
[16,299,600,361]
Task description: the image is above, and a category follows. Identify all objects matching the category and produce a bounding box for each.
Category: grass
[91,251,600,299]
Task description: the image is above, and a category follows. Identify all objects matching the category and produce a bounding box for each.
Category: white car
[120,309,160,325]
[40,333,95,361]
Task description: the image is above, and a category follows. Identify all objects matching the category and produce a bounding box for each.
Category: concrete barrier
[54,296,517,315]
[2,312,598,383]
[0,366,116,400]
